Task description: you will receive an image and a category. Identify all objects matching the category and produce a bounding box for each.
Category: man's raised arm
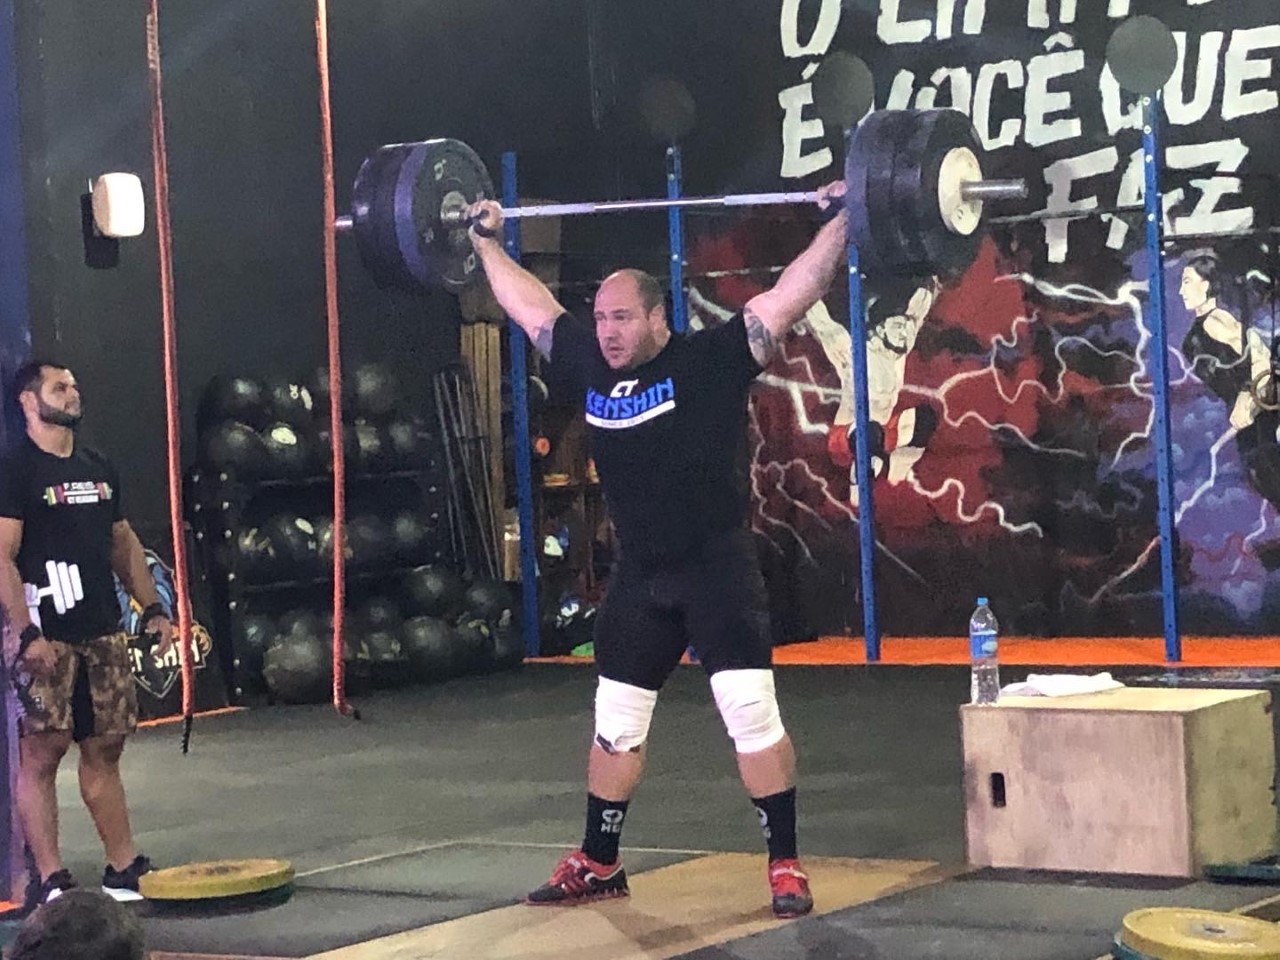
[742,182,849,368]
[467,200,567,360]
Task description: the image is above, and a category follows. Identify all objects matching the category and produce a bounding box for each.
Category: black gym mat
[27,662,1280,960]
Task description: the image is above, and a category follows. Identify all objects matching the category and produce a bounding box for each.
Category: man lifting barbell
[465,183,850,918]
[0,361,175,910]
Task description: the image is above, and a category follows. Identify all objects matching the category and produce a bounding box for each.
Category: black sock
[582,793,628,864]
[752,787,798,861]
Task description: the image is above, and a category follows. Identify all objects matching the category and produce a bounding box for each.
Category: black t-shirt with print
[0,439,124,643]
[550,313,762,570]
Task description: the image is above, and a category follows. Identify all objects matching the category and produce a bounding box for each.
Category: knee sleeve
[594,677,658,754]
[710,669,786,754]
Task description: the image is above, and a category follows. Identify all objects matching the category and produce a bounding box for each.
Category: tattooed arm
[742,186,848,367]
[466,200,565,360]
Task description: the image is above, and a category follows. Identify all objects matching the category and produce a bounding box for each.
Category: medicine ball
[232,526,279,582]
[351,363,399,420]
[264,376,315,428]
[263,630,330,704]
[343,626,370,663]
[356,595,402,632]
[403,564,466,618]
[277,607,324,643]
[464,579,514,624]
[347,513,393,569]
[306,366,356,416]
[199,375,268,431]
[313,516,354,565]
[353,420,394,473]
[386,416,435,469]
[389,510,431,563]
[317,424,360,472]
[201,421,270,479]
[453,618,494,675]
[400,616,458,682]
[260,422,314,479]
[262,514,319,578]
[364,627,403,663]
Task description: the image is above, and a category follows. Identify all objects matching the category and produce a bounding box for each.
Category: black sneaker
[24,868,78,912]
[102,855,152,902]
[526,849,629,905]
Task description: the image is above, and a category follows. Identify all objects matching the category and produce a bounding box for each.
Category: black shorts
[593,528,773,690]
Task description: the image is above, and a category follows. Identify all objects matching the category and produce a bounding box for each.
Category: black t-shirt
[550,313,762,569]
[0,439,124,643]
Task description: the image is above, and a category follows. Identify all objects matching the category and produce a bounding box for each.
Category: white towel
[999,672,1125,697]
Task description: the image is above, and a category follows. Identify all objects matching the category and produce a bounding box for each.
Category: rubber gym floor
[7,656,1280,960]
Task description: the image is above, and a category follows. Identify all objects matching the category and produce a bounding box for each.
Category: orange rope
[314,0,355,719]
[145,1,196,751]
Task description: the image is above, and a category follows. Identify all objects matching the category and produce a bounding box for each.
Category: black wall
[12,0,607,545]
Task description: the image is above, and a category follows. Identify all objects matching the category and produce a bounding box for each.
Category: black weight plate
[846,110,918,277]
[891,111,946,270]
[351,142,419,291]
[397,138,495,292]
[899,109,985,278]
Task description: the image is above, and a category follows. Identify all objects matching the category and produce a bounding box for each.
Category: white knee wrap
[594,677,658,754]
[711,669,786,754]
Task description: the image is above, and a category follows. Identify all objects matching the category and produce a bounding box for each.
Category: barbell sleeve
[960,179,1027,202]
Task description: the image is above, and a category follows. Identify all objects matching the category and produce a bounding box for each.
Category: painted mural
[681,1,1280,638]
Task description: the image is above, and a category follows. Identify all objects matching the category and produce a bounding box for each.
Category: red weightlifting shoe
[768,858,813,919]
[527,849,629,906]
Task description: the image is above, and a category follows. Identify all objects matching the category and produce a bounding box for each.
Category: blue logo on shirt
[585,378,676,430]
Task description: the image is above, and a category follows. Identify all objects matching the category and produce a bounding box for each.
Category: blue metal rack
[1141,92,1181,662]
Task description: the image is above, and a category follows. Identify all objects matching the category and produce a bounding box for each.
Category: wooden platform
[306,854,952,960]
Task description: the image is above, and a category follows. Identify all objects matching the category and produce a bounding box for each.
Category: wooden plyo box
[961,687,1279,877]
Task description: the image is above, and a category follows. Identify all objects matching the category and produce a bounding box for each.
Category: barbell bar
[336,180,1027,232]
[317,14,1194,294]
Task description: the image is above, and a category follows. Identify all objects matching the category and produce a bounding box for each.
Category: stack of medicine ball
[222,502,445,586]
[196,364,438,481]
[238,569,523,704]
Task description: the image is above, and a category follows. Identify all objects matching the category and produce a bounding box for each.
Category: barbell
[329,14,1188,295]
[332,108,1028,292]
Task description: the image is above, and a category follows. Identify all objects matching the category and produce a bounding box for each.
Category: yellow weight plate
[1119,908,1280,960]
[138,858,294,901]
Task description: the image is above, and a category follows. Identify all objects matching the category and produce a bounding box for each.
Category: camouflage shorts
[13,633,137,741]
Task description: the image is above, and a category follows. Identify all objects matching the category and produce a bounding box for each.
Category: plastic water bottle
[969,597,1000,705]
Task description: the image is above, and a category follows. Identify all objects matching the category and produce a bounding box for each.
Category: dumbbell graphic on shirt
[23,559,85,628]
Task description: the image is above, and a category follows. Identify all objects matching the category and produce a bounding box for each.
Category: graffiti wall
[681,1,1280,638]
